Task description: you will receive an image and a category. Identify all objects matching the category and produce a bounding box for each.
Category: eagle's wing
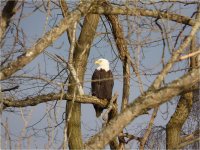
[91,69,100,97]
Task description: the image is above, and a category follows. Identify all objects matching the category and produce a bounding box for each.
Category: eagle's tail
[94,105,104,118]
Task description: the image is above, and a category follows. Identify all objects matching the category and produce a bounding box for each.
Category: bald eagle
[91,58,114,117]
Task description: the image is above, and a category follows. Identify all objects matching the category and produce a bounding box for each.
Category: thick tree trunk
[166,92,193,149]
[66,14,99,149]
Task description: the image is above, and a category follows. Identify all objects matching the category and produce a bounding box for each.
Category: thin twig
[1,85,19,92]
[151,19,200,89]
[140,108,158,150]
[175,137,200,149]
[179,49,200,61]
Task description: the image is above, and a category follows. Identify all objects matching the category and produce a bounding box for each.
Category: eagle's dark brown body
[91,69,114,117]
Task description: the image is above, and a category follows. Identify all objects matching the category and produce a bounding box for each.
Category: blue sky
[1,1,198,149]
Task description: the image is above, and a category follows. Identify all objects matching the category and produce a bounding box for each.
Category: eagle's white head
[95,58,110,72]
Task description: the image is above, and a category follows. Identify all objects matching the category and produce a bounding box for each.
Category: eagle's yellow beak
[95,60,100,65]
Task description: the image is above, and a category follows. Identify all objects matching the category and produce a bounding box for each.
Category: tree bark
[105,3,130,148]
[85,68,199,149]
[0,0,18,43]
[166,8,199,149]
[166,92,193,149]
[92,5,196,26]
[0,2,94,81]
[66,14,99,149]
[105,12,130,111]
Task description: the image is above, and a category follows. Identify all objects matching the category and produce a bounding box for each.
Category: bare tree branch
[0,1,96,81]
[166,8,200,149]
[176,137,200,149]
[1,85,19,92]
[1,1,199,149]
[104,3,131,148]
[62,16,77,149]
[1,93,108,109]
[181,129,200,144]
[60,0,75,44]
[92,5,196,26]
[140,108,158,150]
[0,0,18,42]
[179,48,200,61]
[142,0,199,5]
[151,19,200,89]
[85,68,199,149]
[105,9,131,111]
